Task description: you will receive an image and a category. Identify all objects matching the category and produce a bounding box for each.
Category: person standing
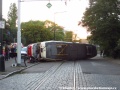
[10,45,14,58]
[5,45,9,61]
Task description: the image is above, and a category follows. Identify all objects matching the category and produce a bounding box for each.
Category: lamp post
[54,11,67,40]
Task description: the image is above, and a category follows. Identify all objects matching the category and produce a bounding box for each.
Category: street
[0,58,120,90]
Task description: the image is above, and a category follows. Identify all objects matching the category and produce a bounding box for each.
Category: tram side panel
[77,44,87,59]
[66,44,97,60]
[86,45,97,59]
[66,43,87,60]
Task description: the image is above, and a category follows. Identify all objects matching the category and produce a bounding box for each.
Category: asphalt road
[0,58,120,90]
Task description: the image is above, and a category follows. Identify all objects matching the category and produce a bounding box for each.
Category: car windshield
[21,47,27,51]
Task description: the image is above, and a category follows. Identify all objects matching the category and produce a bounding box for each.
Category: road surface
[0,58,120,90]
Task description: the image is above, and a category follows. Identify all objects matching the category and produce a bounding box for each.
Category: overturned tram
[40,41,97,61]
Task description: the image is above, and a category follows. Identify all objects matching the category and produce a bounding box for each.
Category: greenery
[81,0,120,58]
[21,20,52,45]
[21,20,65,45]
[64,31,73,42]
[3,3,17,44]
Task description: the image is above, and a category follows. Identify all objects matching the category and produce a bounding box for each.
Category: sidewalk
[0,58,39,80]
[93,54,120,65]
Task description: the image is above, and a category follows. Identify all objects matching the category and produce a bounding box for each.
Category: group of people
[3,44,17,61]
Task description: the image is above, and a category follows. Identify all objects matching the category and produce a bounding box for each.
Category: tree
[44,20,65,41]
[7,3,17,43]
[64,31,73,42]
[54,26,65,41]
[21,20,65,45]
[21,20,53,45]
[2,18,12,44]
[81,0,120,57]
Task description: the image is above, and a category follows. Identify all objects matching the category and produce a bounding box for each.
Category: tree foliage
[7,3,17,30]
[2,19,12,44]
[64,31,73,42]
[21,20,65,45]
[2,3,17,44]
[44,20,65,41]
[81,0,120,57]
[6,3,17,43]
[21,20,52,45]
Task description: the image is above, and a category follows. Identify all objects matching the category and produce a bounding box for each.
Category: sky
[2,0,89,39]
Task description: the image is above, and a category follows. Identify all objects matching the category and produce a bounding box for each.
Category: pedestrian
[2,46,5,59]
[10,45,15,58]
[8,46,11,59]
[5,45,9,61]
[10,45,17,63]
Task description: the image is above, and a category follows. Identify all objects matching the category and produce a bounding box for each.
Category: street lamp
[54,11,67,40]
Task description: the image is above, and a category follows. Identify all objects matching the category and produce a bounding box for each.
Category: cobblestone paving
[0,61,120,90]
[0,73,43,90]
[75,61,87,90]
[35,61,75,90]
[25,62,64,90]
[84,74,120,90]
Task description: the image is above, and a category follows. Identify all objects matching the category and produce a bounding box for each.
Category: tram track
[25,60,85,90]
[25,61,64,90]
[73,61,77,90]
[34,61,74,90]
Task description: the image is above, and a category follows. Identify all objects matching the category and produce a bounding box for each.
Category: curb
[0,62,40,80]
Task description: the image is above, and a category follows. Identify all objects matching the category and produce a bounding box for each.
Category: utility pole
[0,0,2,56]
[17,0,21,65]
[0,0,5,72]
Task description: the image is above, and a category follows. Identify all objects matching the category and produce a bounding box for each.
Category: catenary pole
[17,0,21,65]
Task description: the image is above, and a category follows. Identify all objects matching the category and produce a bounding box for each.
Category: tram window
[57,45,62,48]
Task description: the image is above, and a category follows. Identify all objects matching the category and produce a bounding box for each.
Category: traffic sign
[46,3,52,8]
[0,21,5,29]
